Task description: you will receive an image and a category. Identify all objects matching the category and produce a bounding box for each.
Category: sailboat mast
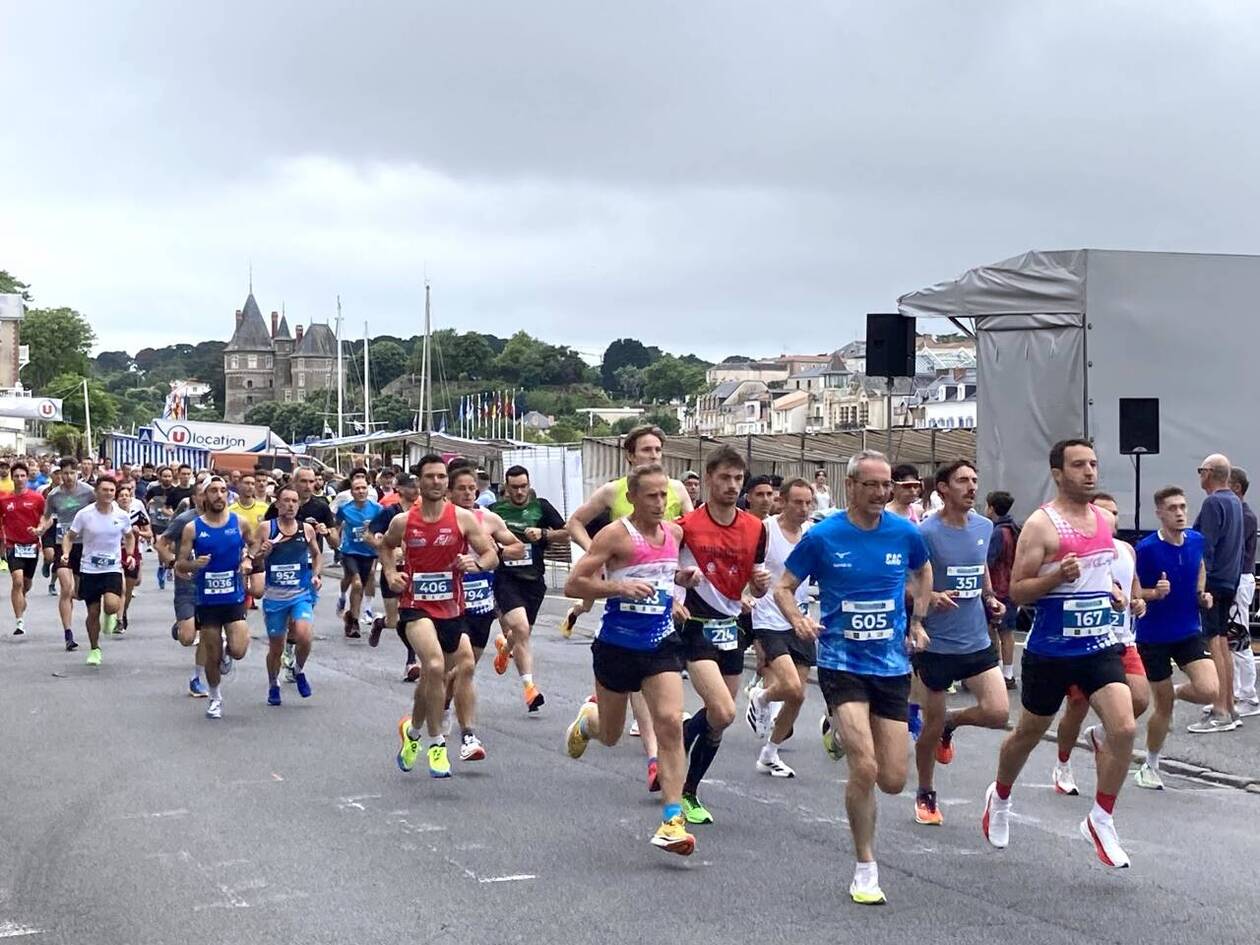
[335,296,344,439]
[424,282,433,432]
[363,321,371,435]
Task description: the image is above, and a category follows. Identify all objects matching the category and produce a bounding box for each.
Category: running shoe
[908,703,922,742]
[404,663,421,682]
[219,651,233,677]
[336,592,347,616]
[680,793,713,825]
[267,684,282,706]
[206,697,223,720]
[915,789,943,825]
[295,672,312,699]
[524,684,545,712]
[649,815,695,856]
[558,606,579,639]
[493,635,510,675]
[396,717,420,772]
[1236,699,1260,719]
[156,567,166,590]
[85,647,102,667]
[849,878,887,906]
[116,614,127,635]
[935,727,955,765]
[188,677,208,698]
[1187,713,1239,734]
[629,718,640,737]
[647,758,660,792]
[1080,810,1130,868]
[1052,761,1079,796]
[368,617,385,648]
[343,613,361,639]
[746,686,772,739]
[460,733,486,762]
[565,702,596,759]
[12,626,24,637]
[756,755,796,778]
[427,742,452,778]
[171,622,180,641]
[282,643,296,682]
[820,715,844,761]
[441,706,453,736]
[102,612,117,635]
[1134,762,1164,790]
[64,631,78,652]
[1004,676,1017,691]
[41,560,50,579]
[981,782,1010,849]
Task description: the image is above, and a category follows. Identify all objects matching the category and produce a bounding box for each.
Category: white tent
[898,249,1260,524]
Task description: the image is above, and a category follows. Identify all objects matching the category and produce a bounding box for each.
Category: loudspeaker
[865,313,917,378]
[1119,398,1160,455]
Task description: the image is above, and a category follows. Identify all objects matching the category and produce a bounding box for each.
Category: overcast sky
[3,2,1259,363]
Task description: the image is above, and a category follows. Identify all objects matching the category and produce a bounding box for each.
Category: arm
[981,563,1006,621]
[565,483,614,552]
[378,515,407,593]
[61,520,79,562]
[1197,559,1213,609]
[1009,513,1073,606]
[671,480,695,515]
[306,523,323,592]
[1199,499,1223,577]
[563,527,651,600]
[523,499,570,544]
[174,521,209,578]
[773,569,822,641]
[456,506,499,573]
[906,561,933,651]
[485,511,526,561]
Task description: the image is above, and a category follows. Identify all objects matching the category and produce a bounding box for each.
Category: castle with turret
[223,291,342,422]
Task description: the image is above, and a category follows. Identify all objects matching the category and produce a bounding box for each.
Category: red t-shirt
[676,505,767,619]
[0,489,46,549]
[400,502,467,619]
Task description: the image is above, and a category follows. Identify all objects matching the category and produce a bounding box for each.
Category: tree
[22,307,95,390]
[642,354,709,402]
[369,340,408,390]
[600,338,657,392]
[43,373,120,432]
[93,351,134,374]
[643,410,681,435]
[0,270,32,301]
[371,393,416,431]
[614,365,645,400]
[721,354,753,364]
[548,422,580,443]
[244,401,282,428]
[46,423,82,456]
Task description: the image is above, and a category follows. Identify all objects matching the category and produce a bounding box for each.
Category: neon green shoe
[427,742,452,779]
[821,716,845,761]
[396,717,420,772]
[85,647,102,667]
[102,612,117,635]
[850,879,887,905]
[565,701,596,759]
[681,792,713,825]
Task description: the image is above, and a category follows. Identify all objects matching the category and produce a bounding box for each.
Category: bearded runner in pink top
[981,439,1137,871]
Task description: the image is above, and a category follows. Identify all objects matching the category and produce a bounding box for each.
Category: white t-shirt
[71,503,133,575]
[813,487,832,512]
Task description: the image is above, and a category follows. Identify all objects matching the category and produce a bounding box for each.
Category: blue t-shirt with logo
[919,511,993,655]
[785,510,928,677]
[1135,529,1205,645]
[337,500,383,557]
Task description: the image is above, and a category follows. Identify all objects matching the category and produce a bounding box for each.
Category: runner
[37,459,95,651]
[563,462,702,856]
[0,461,46,636]
[39,466,62,593]
[909,460,1009,825]
[449,464,526,759]
[228,471,269,610]
[746,477,816,778]
[115,481,152,633]
[63,477,135,666]
[368,474,422,678]
[980,439,1135,869]
[887,465,927,739]
[386,455,497,778]
[773,448,932,905]
[144,465,186,588]
[1227,468,1259,716]
[676,446,770,825]
[159,482,211,697]
[335,473,380,638]
[1132,486,1219,788]
[489,464,569,713]
[250,484,319,706]
[175,477,254,719]
[744,475,775,519]
[984,490,1021,689]
[564,425,694,790]
[682,470,702,508]
[1052,493,1148,796]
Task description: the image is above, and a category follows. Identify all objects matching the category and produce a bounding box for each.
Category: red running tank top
[400,501,467,619]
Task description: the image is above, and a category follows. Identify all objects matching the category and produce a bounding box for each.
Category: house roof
[293,322,338,358]
[790,364,828,379]
[707,380,742,401]
[225,293,275,352]
[772,390,809,410]
[275,315,292,340]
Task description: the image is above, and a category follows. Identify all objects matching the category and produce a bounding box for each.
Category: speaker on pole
[866,313,917,379]
[1118,398,1160,455]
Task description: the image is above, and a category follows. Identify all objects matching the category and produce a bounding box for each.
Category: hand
[674,566,702,589]
[1057,553,1081,583]
[740,596,753,615]
[1154,571,1170,599]
[260,538,274,556]
[1199,589,1214,610]
[905,619,930,654]
[792,614,823,641]
[618,579,655,601]
[672,600,691,624]
[192,554,212,571]
[1109,582,1127,612]
[312,574,322,593]
[1130,596,1146,619]
[315,523,329,536]
[387,571,407,594]
[985,595,1007,621]
[454,553,479,573]
[523,527,542,543]
[750,565,771,595]
[931,590,959,611]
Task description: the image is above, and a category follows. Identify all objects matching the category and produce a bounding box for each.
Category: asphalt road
[2,556,1258,945]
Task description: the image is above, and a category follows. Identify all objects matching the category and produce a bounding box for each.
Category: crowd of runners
[3,429,1255,904]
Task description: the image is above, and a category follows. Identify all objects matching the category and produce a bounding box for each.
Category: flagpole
[82,378,93,459]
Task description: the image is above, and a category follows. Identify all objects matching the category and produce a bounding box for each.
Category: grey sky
[3,2,1259,361]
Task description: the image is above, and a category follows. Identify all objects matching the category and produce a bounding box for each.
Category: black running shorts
[195,602,248,627]
[78,571,124,605]
[1137,633,1211,683]
[912,643,1000,693]
[1019,645,1126,716]
[398,609,468,655]
[682,618,745,676]
[592,633,685,694]
[817,669,911,722]
[752,626,817,667]
[494,573,546,626]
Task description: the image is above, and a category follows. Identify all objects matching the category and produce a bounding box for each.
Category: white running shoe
[459,733,486,762]
[756,755,796,778]
[441,706,453,736]
[1133,763,1164,790]
[206,697,223,720]
[1187,713,1240,734]
[1080,810,1130,868]
[282,642,296,683]
[982,782,1010,849]
[219,652,233,676]
[1234,699,1260,719]
[1082,724,1103,754]
[746,687,772,739]
[1052,761,1079,796]
[629,718,640,737]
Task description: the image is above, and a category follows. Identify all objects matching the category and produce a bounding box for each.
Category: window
[229,356,239,370]
[247,355,257,369]
[297,374,305,388]
[265,356,272,368]
[246,395,254,405]
[268,378,273,388]
[245,379,253,389]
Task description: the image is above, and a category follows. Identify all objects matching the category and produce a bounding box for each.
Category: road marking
[0,924,42,939]
[114,809,189,821]
[337,794,381,812]
[477,874,536,884]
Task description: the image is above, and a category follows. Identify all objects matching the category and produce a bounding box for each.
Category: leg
[10,568,25,620]
[642,671,685,807]
[586,683,630,747]
[447,636,476,731]
[1056,697,1089,762]
[405,619,446,736]
[57,567,75,630]
[682,659,737,797]
[202,623,224,687]
[1179,657,1219,705]
[500,607,534,678]
[998,628,1016,680]
[1208,633,1234,716]
[291,618,313,669]
[834,701,880,863]
[266,634,284,681]
[947,668,1010,731]
[768,660,809,745]
[915,686,948,791]
[85,600,102,650]
[630,691,659,757]
[349,573,364,620]
[1146,678,1174,756]
[1086,682,1136,797]
[995,707,1056,790]
[224,619,250,660]
[102,591,122,617]
[1127,673,1150,719]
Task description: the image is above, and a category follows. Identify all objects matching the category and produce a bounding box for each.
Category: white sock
[194,666,205,684]
[521,673,533,687]
[759,743,778,764]
[1090,802,1112,822]
[1002,663,1014,680]
[364,595,377,615]
[209,685,221,700]
[753,687,769,709]
[853,861,878,887]
[1146,750,1161,770]
[406,724,422,740]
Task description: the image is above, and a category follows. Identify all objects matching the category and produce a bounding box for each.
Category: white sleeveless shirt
[751,515,811,632]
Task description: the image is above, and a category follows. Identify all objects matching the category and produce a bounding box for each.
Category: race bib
[270,563,302,587]
[89,553,118,569]
[842,599,895,641]
[1062,596,1113,638]
[946,564,984,599]
[618,579,672,616]
[701,617,739,651]
[411,571,454,602]
[55,524,68,541]
[504,544,534,568]
[12,544,37,559]
[464,577,495,613]
[351,525,367,543]
[204,569,237,596]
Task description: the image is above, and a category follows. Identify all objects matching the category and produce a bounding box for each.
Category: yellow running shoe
[849,880,887,905]
[566,702,596,759]
[396,716,420,772]
[650,815,695,856]
[559,606,579,639]
[427,742,452,778]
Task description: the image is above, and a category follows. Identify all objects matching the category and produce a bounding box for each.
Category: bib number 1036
[842,599,895,641]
